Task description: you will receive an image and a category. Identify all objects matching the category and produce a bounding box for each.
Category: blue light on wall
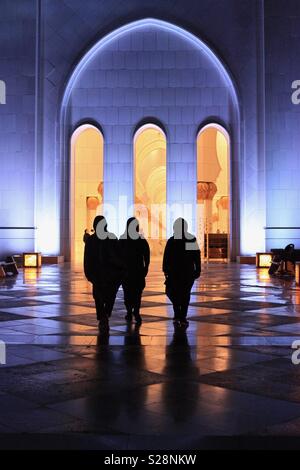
[0,80,6,104]
[61,19,239,110]
[58,18,244,257]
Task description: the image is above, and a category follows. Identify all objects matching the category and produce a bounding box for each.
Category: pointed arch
[134,123,167,257]
[58,18,241,259]
[70,124,104,262]
[197,123,230,259]
[61,19,239,112]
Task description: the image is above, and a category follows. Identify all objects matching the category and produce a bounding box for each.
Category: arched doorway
[70,124,104,263]
[197,124,230,260]
[134,124,166,257]
[60,19,241,260]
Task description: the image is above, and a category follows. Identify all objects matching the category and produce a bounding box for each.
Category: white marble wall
[0,0,270,259]
[265,1,300,250]
[65,24,236,242]
[0,0,36,257]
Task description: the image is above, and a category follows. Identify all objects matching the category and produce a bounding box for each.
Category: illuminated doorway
[134,124,166,257]
[70,125,104,263]
[197,125,230,260]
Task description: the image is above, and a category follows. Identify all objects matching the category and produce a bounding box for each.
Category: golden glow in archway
[70,125,103,263]
[197,125,230,259]
[134,125,166,257]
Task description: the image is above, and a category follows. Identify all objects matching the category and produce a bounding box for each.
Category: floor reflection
[162,327,199,423]
[1,261,300,443]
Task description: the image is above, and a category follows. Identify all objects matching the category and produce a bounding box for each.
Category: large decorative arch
[60,19,239,111]
[58,18,241,259]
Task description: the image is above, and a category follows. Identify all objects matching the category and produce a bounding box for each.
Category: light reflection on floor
[1,262,300,448]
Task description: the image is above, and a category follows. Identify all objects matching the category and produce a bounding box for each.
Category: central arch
[59,18,240,260]
[134,124,167,257]
[61,19,239,107]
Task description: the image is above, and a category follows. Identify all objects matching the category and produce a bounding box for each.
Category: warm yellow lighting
[197,125,230,258]
[23,269,41,283]
[71,125,104,263]
[23,253,42,268]
[296,263,300,286]
[134,125,166,257]
[258,270,270,281]
[256,253,272,268]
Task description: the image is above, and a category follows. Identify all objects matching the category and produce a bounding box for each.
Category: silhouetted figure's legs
[181,302,190,319]
[172,304,181,321]
[168,284,191,327]
[103,283,120,318]
[104,298,114,317]
[123,284,132,321]
[180,290,191,321]
[133,292,142,325]
[178,289,191,326]
[124,290,133,321]
[92,284,108,329]
[94,297,104,318]
[123,283,142,325]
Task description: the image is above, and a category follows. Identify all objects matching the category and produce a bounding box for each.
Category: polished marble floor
[1,261,300,449]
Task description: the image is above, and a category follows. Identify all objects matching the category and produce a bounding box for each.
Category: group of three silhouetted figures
[84,216,201,331]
